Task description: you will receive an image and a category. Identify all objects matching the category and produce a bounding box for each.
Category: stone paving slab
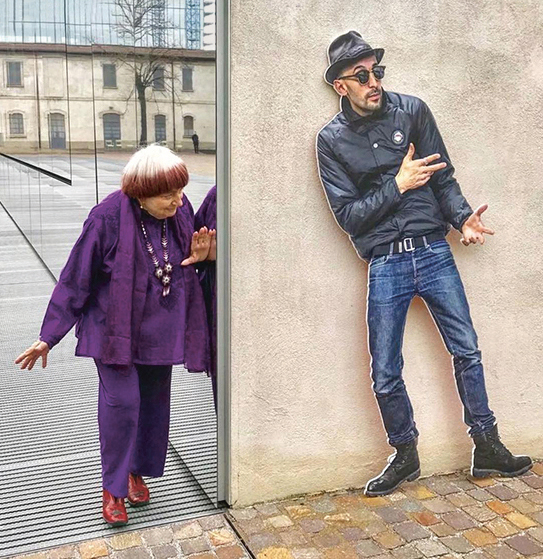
[11,463,543,559]
[12,514,250,559]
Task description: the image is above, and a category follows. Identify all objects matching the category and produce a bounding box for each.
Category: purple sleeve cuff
[38,335,54,351]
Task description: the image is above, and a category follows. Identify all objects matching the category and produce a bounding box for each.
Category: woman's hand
[181,227,217,266]
[15,340,50,370]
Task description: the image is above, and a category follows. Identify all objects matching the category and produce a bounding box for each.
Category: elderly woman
[15,145,215,527]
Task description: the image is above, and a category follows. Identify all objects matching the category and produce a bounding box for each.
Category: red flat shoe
[102,488,128,526]
[127,472,150,506]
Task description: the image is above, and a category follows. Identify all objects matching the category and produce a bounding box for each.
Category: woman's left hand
[15,340,50,370]
[181,227,217,266]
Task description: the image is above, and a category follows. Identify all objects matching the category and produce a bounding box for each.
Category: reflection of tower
[203,0,216,50]
[151,0,167,47]
[185,0,201,49]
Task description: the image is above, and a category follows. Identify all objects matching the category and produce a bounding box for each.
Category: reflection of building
[0,0,216,153]
[203,0,216,50]
[1,0,213,50]
[0,43,216,152]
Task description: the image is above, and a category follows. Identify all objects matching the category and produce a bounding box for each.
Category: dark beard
[364,90,382,112]
[351,92,382,116]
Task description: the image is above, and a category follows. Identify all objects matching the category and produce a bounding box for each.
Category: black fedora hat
[325,31,384,85]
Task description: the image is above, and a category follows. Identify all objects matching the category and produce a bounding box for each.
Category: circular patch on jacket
[392,130,405,145]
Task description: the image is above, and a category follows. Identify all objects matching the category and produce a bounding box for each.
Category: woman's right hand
[181,227,216,266]
[15,340,50,370]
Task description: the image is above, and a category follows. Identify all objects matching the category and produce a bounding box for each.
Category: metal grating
[0,200,220,557]
[1,450,220,557]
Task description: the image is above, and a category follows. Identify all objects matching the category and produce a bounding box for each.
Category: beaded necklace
[140,219,173,297]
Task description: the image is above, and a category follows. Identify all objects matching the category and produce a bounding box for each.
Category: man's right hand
[395,143,447,194]
[15,340,50,370]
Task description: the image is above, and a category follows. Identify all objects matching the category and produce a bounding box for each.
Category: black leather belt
[371,232,445,257]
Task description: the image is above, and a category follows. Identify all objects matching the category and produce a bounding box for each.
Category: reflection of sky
[0,0,215,49]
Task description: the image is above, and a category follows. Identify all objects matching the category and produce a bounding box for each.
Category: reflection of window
[103,113,121,148]
[103,64,117,88]
[7,61,22,87]
[183,116,194,137]
[155,115,166,143]
[182,67,193,91]
[9,113,24,135]
[49,113,66,149]
[152,66,165,90]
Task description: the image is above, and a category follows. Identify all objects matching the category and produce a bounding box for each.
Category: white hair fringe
[122,143,185,180]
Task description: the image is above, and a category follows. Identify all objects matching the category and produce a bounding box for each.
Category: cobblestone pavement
[12,463,543,559]
[229,463,543,559]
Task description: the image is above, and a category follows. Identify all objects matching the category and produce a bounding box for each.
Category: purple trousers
[94,359,173,498]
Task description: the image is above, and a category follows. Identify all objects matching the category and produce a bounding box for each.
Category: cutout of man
[316,31,532,496]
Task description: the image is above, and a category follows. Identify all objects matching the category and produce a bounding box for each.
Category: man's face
[333,55,383,117]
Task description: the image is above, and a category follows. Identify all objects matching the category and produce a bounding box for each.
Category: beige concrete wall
[229,0,543,506]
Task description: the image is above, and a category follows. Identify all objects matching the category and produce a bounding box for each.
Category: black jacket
[316,91,473,260]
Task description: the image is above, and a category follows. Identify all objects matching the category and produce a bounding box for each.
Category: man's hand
[395,143,447,194]
[15,340,50,370]
[460,204,495,246]
[181,227,217,266]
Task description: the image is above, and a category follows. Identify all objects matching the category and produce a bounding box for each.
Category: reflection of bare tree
[101,0,181,146]
[115,0,167,46]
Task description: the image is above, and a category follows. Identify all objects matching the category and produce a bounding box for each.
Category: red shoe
[102,488,128,526]
[127,472,150,506]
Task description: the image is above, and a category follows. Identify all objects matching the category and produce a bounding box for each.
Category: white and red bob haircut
[121,144,189,199]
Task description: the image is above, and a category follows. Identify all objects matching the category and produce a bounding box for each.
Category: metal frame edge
[216,0,231,505]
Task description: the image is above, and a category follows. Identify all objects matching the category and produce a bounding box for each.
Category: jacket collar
[341,89,390,124]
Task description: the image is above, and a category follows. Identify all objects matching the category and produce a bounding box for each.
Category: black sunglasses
[337,65,386,85]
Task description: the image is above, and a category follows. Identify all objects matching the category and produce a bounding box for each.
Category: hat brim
[324,47,384,85]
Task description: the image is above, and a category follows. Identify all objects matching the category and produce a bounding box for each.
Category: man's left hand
[460,204,495,246]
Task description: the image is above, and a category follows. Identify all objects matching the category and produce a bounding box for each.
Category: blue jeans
[367,239,496,446]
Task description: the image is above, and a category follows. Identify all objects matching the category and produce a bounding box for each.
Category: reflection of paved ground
[97,151,217,180]
[0,153,216,278]
[10,152,216,209]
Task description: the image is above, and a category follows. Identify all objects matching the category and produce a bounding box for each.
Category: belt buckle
[403,237,415,252]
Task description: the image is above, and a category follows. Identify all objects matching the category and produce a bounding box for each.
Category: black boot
[472,425,532,478]
[365,439,420,497]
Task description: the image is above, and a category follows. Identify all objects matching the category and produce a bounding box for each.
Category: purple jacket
[40,190,209,371]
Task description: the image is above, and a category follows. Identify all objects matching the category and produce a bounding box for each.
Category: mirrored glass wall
[0,1,219,542]
[1,0,216,268]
